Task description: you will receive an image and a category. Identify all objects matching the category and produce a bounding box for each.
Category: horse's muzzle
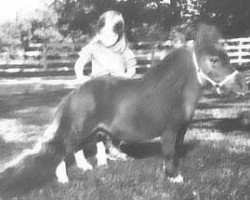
[218,72,248,98]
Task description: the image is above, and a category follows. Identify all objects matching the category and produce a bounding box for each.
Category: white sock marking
[96,141,108,166]
[151,137,161,142]
[74,150,93,171]
[169,174,184,183]
[108,145,127,161]
[55,160,69,184]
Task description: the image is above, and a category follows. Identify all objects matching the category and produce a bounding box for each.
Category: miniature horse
[0,24,247,197]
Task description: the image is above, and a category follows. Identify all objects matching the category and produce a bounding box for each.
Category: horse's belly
[109,117,159,142]
[111,128,153,142]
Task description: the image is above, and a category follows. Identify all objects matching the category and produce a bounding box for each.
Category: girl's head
[95,10,125,47]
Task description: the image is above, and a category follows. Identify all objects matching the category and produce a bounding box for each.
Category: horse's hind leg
[55,159,69,184]
[74,149,93,171]
[175,123,189,169]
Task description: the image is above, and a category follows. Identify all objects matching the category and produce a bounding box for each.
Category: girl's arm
[74,56,91,83]
[126,65,136,77]
[124,48,137,78]
[74,45,92,83]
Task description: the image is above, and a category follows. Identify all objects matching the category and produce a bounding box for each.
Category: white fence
[0,41,172,76]
[0,37,250,76]
[222,37,250,65]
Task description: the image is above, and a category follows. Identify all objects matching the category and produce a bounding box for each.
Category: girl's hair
[93,10,125,36]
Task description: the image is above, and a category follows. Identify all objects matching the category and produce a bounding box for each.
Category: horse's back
[69,76,146,140]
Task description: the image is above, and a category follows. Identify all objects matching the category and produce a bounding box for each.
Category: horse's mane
[142,48,193,85]
[194,24,223,55]
[140,24,222,92]
[141,24,223,79]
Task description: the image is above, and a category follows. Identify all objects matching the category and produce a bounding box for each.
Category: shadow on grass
[0,136,34,168]
[197,102,233,110]
[0,89,73,127]
[119,140,199,159]
[0,89,72,115]
[197,91,250,110]
[192,117,250,134]
[0,137,15,164]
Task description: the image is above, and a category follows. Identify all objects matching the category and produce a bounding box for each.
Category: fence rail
[0,37,250,77]
[222,37,250,65]
[0,41,172,76]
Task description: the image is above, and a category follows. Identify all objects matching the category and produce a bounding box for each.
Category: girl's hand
[76,76,90,84]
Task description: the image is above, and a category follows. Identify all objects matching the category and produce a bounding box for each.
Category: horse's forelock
[195,24,222,50]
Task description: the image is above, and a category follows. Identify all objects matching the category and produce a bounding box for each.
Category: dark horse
[0,24,247,197]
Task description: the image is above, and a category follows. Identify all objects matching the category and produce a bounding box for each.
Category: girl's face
[99,27,119,47]
[98,12,124,47]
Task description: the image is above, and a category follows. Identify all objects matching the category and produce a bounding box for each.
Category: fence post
[238,39,243,65]
[42,44,48,70]
[150,43,158,66]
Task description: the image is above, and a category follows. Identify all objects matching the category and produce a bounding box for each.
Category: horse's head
[193,24,247,98]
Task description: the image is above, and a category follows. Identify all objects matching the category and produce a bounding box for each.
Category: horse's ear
[195,24,222,48]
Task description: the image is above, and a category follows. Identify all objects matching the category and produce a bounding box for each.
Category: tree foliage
[1,0,250,50]
[51,0,250,39]
[199,0,250,37]
[0,8,65,51]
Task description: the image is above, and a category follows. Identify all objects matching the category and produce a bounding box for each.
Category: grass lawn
[0,77,250,200]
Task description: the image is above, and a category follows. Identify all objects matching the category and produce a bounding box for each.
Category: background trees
[199,0,250,37]
[0,8,65,51]
[1,0,250,49]
[51,0,250,40]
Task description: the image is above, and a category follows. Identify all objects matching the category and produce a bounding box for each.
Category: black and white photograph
[0,0,250,199]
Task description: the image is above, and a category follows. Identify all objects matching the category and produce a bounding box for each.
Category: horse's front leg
[95,132,109,166]
[175,123,190,168]
[161,129,184,183]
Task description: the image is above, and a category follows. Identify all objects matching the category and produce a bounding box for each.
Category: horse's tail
[0,94,72,197]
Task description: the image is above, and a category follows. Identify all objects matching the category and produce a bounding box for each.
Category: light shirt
[78,38,136,77]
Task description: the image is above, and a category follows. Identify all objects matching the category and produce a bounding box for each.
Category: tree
[0,7,66,52]
[50,0,250,40]
[199,0,250,37]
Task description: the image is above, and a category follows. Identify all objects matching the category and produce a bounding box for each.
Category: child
[74,10,136,166]
[74,10,137,83]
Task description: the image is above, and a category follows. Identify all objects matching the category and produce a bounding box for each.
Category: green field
[0,77,249,200]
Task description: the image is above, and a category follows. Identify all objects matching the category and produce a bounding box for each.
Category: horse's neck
[183,69,202,120]
[139,49,202,120]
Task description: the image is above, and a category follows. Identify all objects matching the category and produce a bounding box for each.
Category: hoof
[75,150,93,171]
[55,160,69,184]
[78,163,93,171]
[96,159,108,167]
[169,174,184,183]
[108,147,127,161]
[107,153,127,161]
[57,176,69,184]
[97,163,109,170]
